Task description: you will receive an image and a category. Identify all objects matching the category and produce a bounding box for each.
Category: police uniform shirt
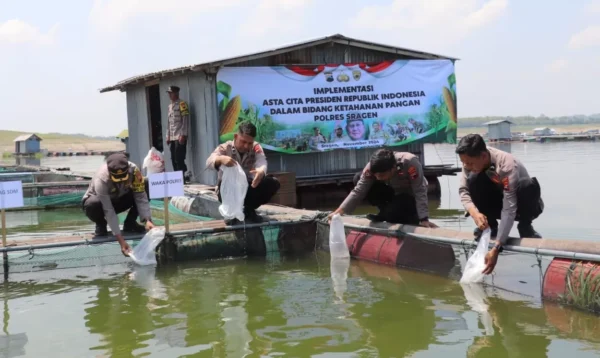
[340,152,429,220]
[458,146,544,245]
[206,140,268,195]
[82,162,151,236]
[167,99,190,141]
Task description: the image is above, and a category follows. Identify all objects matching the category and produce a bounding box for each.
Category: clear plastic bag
[143,147,165,175]
[329,214,350,259]
[129,227,166,266]
[460,228,491,284]
[218,164,248,221]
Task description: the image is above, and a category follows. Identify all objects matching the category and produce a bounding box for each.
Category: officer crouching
[328,148,438,228]
[206,121,280,225]
[81,152,155,256]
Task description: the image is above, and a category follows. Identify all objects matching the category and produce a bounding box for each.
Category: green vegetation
[559,262,600,313]
[0,130,123,154]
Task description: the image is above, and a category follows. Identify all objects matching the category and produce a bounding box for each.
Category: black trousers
[353,172,420,225]
[169,141,188,174]
[467,172,543,227]
[218,175,281,214]
[82,181,149,227]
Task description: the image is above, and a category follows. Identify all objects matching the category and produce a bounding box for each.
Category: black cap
[106,152,129,182]
[167,86,180,93]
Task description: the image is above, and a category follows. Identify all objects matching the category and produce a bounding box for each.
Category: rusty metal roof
[99,33,458,93]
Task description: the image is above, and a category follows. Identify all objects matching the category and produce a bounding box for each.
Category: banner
[216,60,457,154]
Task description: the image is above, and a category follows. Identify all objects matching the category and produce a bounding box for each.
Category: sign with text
[0,181,24,209]
[148,171,184,199]
[216,59,458,154]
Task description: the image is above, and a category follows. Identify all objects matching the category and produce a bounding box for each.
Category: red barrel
[543,258,600,302]
[346,230,456,276]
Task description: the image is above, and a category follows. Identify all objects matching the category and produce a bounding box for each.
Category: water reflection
[2,256,600,357]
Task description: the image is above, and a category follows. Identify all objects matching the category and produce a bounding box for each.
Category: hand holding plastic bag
[218,164,248,221]
[129,227,166,266]
[329,214,350,259]
[143,147,165,175]
[460,228,491,284]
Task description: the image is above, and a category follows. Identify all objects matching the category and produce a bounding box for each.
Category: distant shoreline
[457,123,600,137]
[0,130,125,154]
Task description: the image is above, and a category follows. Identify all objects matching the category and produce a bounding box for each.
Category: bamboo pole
[2,209,7,278]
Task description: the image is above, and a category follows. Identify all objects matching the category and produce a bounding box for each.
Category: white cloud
[239,0,314,37]
[89,0,242,32]
[545,58,568,73]
[0,19,59,45]
[568,25,600,49]
[348,0,508,45]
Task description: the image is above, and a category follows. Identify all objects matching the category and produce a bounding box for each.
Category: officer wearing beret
[166,86,190,182]
[81,152,155,256]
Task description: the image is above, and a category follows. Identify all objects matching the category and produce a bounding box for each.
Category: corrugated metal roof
[99,33,458,93]
[13,134,42,142]
[483,119,514,125]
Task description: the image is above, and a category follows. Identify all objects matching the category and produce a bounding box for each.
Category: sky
[0,0,599,136]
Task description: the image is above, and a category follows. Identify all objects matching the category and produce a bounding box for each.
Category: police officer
[456,134,543,274]
[327,149,438,228]
[82,152,155,256]
[166,85,190,182]
[206,121,280,224]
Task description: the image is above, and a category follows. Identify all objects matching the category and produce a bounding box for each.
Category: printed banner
[216,60,457,154]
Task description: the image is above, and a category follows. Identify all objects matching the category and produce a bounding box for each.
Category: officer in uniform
[206,121,280,224]
[327,149,438,228]
[456,134,544,274]
[166,85,190,182]
[82,152,155,256]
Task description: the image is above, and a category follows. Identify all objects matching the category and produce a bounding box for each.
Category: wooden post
[163,197,170,233]
[1,209,7,278]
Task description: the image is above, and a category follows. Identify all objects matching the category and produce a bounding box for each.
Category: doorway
[146,84,163,152]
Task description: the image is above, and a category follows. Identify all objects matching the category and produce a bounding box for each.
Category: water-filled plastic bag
[129,228,166,266]
[218,164,248,221]
[460,228,491,284]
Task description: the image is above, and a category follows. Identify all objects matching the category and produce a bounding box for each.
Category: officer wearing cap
[166,85,190,182]
[81,152,155,256]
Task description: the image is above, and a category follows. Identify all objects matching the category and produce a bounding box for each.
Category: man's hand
[472,212,489,231]
[482,247,500,275]
[420,220,439,228]
[249,168,265,188]
[327,208,344,223]
[145,220,155,231]
[117,235,132,257]
[179,136,186,145]
[218,156,237,167]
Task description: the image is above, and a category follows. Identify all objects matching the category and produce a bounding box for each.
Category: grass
[0,130,124,153]
[559,262,600,313]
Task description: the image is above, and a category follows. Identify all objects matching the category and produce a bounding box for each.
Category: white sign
[148,171,185,199]
[0,181,24,209]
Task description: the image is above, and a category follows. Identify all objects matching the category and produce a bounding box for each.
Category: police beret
[106,152,129,182]
[167,86,180,93]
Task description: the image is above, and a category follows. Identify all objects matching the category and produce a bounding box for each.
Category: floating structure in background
[13,134,42,155]
[484,119,514,142]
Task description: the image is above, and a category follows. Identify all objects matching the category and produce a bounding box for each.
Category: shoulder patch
[408,166,418,180]
[132,167,145,193]
[363,168,372,177]
[253,143,264,154]
[179,101,189,115]
[502,176,510,191]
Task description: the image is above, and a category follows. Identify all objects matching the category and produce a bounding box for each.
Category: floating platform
[521,134,600,143]
[4,185,600,313]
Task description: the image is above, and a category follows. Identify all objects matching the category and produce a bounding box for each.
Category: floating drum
[542,258,600,310]
[345,230,456,276]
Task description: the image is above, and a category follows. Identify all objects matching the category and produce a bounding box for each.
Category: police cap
[167,86,180,93]
[106,152,130,182]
